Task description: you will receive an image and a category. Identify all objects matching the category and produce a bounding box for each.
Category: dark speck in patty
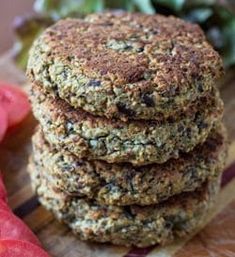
[116,102,136,117]
[141,93,155,107]
[87,80,101,87]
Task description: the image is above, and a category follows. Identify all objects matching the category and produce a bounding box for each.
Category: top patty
[27,12,223,121]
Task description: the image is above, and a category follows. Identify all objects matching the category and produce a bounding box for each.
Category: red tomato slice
[0,239,49,257]
[0,106,7,142]
[0,200,10,212]
[0,210,41,246]
[0,175,7,202]
[0,83,31,128]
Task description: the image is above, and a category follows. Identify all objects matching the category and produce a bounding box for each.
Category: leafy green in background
[13,0,235,70]
[13,15,53,69]
[34,0,104,18]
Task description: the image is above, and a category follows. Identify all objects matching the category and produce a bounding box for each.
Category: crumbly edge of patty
[31,124,227,206]
[29,164,221,247]
[26,12,223,121]
[29,84,223,165]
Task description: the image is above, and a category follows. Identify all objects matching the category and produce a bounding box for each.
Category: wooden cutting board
[0,52,235,257]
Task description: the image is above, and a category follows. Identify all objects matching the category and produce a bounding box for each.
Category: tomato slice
[0,239,49,257]
[0,83,31,128]
[0,106,7,142]
[0,175,7,202]
[0,200,10,212]
[0,210,41,246]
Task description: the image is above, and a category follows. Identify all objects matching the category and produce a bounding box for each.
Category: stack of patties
[26,12,227,247]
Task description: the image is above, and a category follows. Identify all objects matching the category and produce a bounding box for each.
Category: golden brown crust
[41,13,223,86]
[27,12,224,120]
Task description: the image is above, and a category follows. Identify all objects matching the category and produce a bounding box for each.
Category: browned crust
[37,13,223,86]
[27,12,224,120]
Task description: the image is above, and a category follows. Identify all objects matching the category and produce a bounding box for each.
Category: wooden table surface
[0,52,235,257]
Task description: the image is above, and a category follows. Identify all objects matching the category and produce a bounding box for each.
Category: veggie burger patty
[27,12,223,121]
[29,162,221,247]
[29,83,223,165]
[31,124,227,206]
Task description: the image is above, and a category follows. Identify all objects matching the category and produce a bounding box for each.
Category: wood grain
[0,52,234,257]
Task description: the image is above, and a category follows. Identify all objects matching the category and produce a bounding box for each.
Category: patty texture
[29,83,223,165]
[31,125,227,206]
[27,12,223,121]
[29,163,221,247]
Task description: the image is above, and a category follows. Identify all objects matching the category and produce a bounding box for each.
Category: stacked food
[26,12,227,247]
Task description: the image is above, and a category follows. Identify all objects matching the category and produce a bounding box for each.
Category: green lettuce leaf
[13,15,53,70]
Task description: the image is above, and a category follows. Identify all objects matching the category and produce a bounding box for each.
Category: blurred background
[0,1,33,53]
[0,0,235,70]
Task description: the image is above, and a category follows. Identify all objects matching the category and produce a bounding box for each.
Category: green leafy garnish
[34,0,104,18]
[13,15,53,70]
